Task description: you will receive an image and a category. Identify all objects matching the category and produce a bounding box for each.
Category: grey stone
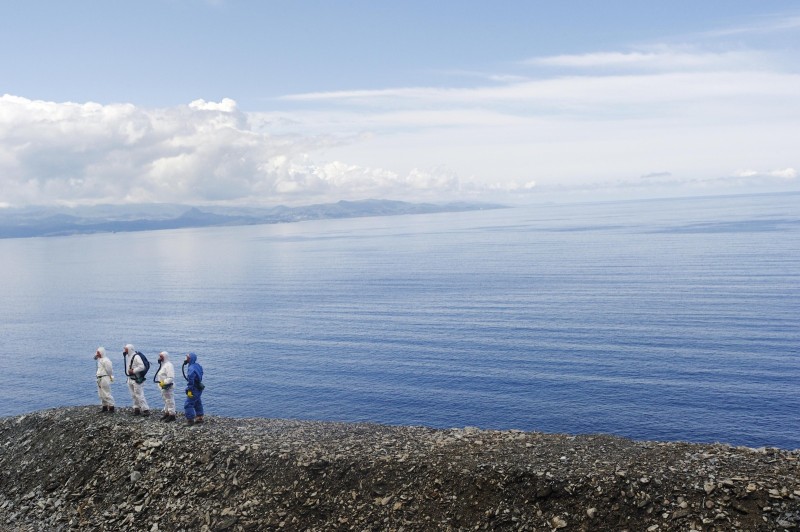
[1,405,798,532]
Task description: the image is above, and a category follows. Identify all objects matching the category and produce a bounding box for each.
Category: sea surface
[1,193,798,448]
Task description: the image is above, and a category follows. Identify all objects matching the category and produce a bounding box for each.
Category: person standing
[124,343,150,416]
[183,352,205,425]
[154,351,176,422]
[94,347,115,413]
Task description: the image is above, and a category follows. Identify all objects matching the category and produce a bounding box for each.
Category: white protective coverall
[95,347,115,407]
[125,343,150,412]
[155,351,176,415]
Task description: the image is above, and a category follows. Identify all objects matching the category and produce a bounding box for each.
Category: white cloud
[734,167,797,180]
[703,14,800,37]
[271,69,800,196]
[272,39,800,201]
[189,98,238,112]
[280,71,800,118]
[3,18,800,208]
[0,95,511,207]
[771,168,798,179]
[524,48,765,72]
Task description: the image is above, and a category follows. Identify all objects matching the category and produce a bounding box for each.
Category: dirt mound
[1,407,798,531]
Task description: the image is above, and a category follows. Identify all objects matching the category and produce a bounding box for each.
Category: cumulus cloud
[189,98,238,112]
[3,24,800,208]
[0,95,512,207]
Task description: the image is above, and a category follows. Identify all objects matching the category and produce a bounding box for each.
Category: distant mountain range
[0,199,506,239]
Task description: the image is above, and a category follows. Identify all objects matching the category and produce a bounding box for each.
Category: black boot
[141,410,150,417]
[133,408,141,416]
[101,405,108,412]
[160,413,169,421]
[195,415,204,424]
[108,406,115,414]
[166,414,176,423]
[186,418,195,426]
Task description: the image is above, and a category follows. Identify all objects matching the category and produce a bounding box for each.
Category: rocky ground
[0,407,798,531]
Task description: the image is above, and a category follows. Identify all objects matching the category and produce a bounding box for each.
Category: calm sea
[1,193,798,448]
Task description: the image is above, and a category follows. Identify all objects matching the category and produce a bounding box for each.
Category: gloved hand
[110,376,114,382]
[159,381,165,389]
[187,390,194,398]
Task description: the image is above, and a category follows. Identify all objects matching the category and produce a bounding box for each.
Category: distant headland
[0,199,506,239]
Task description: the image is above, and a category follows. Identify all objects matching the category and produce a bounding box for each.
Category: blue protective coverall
[184,352,204,420]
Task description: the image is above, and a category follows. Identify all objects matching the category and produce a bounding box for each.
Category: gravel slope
[1,407,798,531]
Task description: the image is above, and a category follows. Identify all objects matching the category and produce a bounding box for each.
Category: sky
[1,0,799,207]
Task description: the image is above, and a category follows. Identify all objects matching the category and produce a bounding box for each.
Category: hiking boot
[195,416,204,424]
[141,410,150,417]
[160,413,170,421]
[101,405,108,412]
[133,408,141,416]
[166,415,176,423]
[186,418,195,426]
[108,406,115,414]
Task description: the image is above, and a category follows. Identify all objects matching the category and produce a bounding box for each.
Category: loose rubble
[1,407,798,531]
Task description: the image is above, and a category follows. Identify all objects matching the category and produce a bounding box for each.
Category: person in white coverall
[155,351,176,422]
[124,343,150,416]
[94,347,115,413]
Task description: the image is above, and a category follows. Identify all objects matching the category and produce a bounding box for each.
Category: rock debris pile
[1,407,798,531]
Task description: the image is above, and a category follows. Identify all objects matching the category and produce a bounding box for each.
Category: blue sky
[1,1,799,207]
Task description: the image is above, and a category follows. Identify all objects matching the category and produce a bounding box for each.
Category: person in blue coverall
[183,352,205,425]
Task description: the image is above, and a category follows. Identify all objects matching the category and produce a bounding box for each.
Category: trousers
[184,390,204,420]
[128,379,149,411]
[160,386,176,415]
[97,376,114,407]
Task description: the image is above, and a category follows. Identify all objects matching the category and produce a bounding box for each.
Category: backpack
[132,351,151,384]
